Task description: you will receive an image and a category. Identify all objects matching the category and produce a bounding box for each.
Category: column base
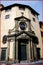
[30,59,34,62]
[9,58,14,62]
[6,59,19,63]
[14,59,19,63]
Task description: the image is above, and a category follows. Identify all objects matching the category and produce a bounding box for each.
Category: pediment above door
[16,32,30,39]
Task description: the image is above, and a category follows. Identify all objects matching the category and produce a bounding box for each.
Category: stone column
[27,40,31,62]
[34,44,37,60]
[6,40,10,61]
[13,39,15,62]
[30,39,33,61]
[16,39,18,62]
[9,40,15,61]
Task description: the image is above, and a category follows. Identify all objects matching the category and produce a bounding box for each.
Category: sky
[0,0,42,22]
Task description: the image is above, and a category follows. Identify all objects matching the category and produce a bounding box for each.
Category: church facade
[0,4,42,63]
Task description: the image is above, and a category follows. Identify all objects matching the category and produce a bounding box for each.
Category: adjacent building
[0,3,42,63]
[0,4,4,61]
[39,22,43,58]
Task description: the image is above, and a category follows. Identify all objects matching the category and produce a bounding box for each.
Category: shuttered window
[1,48,6,61]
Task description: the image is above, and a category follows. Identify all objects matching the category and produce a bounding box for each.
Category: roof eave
[1,3,39,15]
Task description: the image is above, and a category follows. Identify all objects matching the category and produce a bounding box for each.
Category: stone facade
[0,4,42,63]
[39,22,43,58]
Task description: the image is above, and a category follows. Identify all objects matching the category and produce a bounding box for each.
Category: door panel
[20,45,27,60]
[18,41,27,61]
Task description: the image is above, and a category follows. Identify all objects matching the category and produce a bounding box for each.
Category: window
[1,48,6,61]
[33,18,35,22]
[19,22,26,30]
[5,9,11,12]
[31,11,35,16]
[5,15,10,19]
[19,6,25,10]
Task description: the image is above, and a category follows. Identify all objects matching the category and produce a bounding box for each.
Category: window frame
[5,14,10,19]
[33,18,35,22]
[19,22,26,30]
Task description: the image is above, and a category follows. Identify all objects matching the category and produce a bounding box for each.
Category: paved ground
[0,60,43,65]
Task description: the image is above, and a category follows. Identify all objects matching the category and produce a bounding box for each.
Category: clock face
[20,22,26,30]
